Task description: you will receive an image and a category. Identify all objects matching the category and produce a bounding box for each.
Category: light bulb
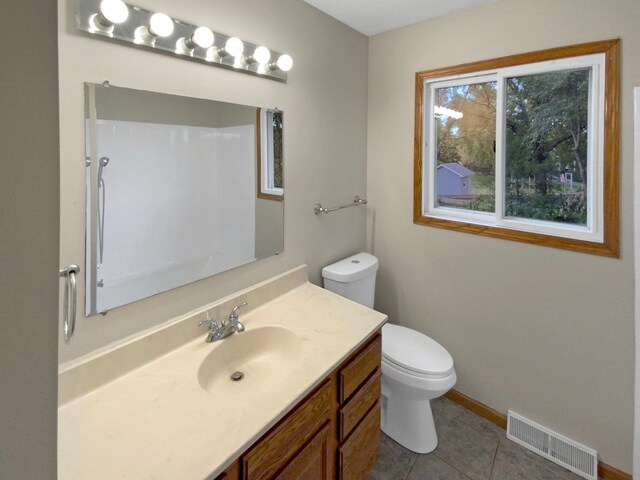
[224,37,244,57]
[275,54,293,72]
[175,38,192,55]
[205,46,218,62]
[233,56,244,69]
[178,27,214,55]
[253,46,271,64]
[149,12,174,37]
[192,27,214,48]
[99,0,129,25]
[134,12,173,46]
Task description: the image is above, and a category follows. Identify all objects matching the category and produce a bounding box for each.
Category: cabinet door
[243,380,332,480]
[276,421,331,480]
[214,459,240,480]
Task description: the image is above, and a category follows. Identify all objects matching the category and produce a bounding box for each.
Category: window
[258,108,284,200]
[414,40,620,256]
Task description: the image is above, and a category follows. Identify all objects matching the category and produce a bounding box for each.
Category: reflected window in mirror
[258,108,284,201]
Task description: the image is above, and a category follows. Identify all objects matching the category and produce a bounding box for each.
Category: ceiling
[303,0,496,36]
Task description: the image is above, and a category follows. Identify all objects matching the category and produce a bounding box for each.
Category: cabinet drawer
[213,460,239,480]
[338,370,380,442]
[275,421,331,480]
[243,380,332,480]
[338,402,381,480]
[339,334,381,403]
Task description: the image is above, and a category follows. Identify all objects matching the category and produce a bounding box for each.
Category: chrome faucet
[227,302,247,333]
[198,313,223,343]
[198,302,248,343]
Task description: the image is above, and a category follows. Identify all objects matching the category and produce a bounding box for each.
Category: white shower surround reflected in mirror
[84,83,284,316]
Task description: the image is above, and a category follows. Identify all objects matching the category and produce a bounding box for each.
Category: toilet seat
[382,324,454,379]
[382,357,454,380]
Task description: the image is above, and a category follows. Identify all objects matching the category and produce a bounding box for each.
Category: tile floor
[368,397,588,480]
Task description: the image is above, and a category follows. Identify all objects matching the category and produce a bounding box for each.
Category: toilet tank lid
[322,252,379,283]
[382,324,454,377]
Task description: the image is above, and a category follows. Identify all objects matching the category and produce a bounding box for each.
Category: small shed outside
[437,163,475,196]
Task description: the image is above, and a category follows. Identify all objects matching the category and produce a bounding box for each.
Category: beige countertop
[58,280,387,479]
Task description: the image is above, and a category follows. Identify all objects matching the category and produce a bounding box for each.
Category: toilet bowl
[322,252,456,453]
[381,323,456,453]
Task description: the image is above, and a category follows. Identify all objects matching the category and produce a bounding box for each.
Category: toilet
[322,252,456,454]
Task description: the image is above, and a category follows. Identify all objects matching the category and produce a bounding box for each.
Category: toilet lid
[382,324,454,378]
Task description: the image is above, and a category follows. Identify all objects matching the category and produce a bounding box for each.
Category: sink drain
[230,371,244,382]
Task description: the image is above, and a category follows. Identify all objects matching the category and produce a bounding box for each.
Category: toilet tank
[322,252,379,308]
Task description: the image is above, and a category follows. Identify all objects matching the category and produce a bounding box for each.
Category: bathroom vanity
[218,331,382,480]
[58,266,386,479]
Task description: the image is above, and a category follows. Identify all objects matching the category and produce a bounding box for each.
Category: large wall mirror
[85,82,284,316]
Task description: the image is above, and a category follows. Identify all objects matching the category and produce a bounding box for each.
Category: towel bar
[314,196,367,215]
[59,265,80,344]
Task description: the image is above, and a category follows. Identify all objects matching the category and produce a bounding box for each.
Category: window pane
[435,81,496,213]
[272,111,283,189]
[505,68,590,225]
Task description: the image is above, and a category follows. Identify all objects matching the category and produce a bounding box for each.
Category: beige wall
[0,1,59,477]
[367,0,638,472]
[92,84,256,128]
[59,0,369,362]
[255,197,285,259]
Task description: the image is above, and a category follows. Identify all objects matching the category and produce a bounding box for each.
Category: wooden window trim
[256,108,284,202]
[413,39,620,257]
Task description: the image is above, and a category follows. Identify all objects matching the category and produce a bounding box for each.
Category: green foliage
[468,195,495,213]
[504,68,589,222]
[471,173,495,195]
[272,111,283,188]
[436,82,496,170]
[437,137,461,164]
[434,68,590,224]
[506,192,586,224]
[506,69,589,186]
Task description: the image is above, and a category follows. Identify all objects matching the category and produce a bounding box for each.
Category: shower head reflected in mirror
[97,156,110,269]
[98,156,110,176]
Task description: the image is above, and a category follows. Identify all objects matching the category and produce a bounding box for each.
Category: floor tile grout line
[496,436,579,480]
[439,398,506,443]
[488,437,500,480]
[378,398,584,480]
[432,450,479,480]
[402,453,419,480]
[435,403,503,480]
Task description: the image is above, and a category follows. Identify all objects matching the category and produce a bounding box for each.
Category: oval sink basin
[198,326,303,394]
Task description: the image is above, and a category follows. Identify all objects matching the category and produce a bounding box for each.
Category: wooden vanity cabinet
[242,379,333,480]
[216,330,382,480]
[215,460,240,480]
[336,334,381,480]
[276,421,332,480]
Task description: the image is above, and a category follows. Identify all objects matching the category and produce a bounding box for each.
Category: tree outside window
[414,40,620,257]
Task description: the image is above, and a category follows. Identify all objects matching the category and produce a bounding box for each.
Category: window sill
[258,192,284,202]
[413,213,619,257]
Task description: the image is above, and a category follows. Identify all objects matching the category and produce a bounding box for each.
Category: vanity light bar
[76,0,293,82]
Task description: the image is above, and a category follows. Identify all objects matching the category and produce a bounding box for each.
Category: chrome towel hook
[59,265,80,344]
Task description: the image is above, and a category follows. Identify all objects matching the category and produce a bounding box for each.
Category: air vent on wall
[507,411,597,480]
